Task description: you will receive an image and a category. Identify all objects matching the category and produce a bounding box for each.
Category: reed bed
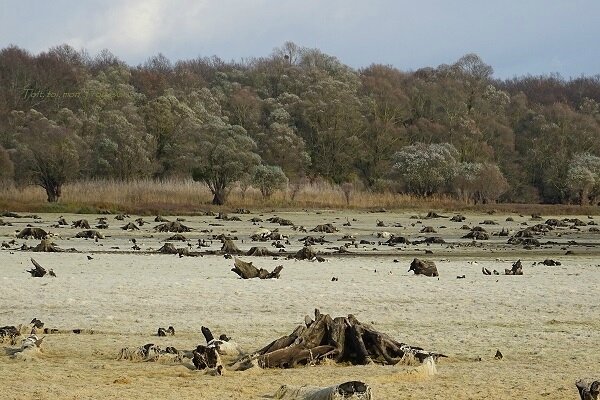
[0,179,597,215]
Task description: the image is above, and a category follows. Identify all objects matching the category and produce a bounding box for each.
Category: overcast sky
[1,0,598,79]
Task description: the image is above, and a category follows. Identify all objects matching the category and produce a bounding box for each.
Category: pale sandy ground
[1,210,599,399]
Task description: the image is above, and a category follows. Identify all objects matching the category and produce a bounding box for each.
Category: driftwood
[72,219,91,229]
[542,259,561,266]
[408,258,439,277]
[32,239,62,252]
[221,239,243,255]
[157,243,189,256]
[385,235,410,245]
[246,246,276,256]
[232,258,283,279]
[311,224,337,233]
[267,217,295,226]
[26,258,47,277]
[505,259,523,275]
[294,246,325,261]
[121,222,139,231]
[154,221,191,233]
[234,310,445,370]
[16,227,48,240]
[275,381,373,400]
[75,230,104,239]
[462,231,489,240]
[576,380,599,400]
[154,215,169,222]
[166,234,187,241]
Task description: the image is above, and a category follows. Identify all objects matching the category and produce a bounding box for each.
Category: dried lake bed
[1,210,599,399]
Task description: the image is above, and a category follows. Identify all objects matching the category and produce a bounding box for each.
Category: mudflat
[1,210,599,399]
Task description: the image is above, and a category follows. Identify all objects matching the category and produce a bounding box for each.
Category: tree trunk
[212,188,226,205]
[42,181,61,203]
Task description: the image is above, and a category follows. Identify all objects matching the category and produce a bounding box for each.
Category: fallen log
[27,258,47,277]
[231,258,283,279]
[275,381,373,400]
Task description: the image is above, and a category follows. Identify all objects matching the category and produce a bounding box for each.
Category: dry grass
[0,179,598,215]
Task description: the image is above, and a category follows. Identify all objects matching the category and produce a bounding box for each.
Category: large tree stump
[235,309,445,370]
[220,239,243,255]
[32,239,62,252]
[231,258,283,279]
[275,381,372,400]
[408,258,439,277]
[72,219,91,229]
[154,221,191,232]
[16,227,48,240]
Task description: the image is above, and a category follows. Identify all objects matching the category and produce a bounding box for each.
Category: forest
[0,42,599,206]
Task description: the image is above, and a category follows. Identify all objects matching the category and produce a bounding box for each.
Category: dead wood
[166,234,187,241]
[408,258,439,277]
[267,217,294,226]
[239,309,445,370]
[32,239,62,252]
[121,222,139,231]
[576,380,599,400]
[505,259,523,275]
[450,215,466,222]
[16,227,48,240]
[154,221,191,232]
[75,230,104,239]
[274,381,372,400]
[246,247,276,257]
[420,226,436,233]
[462,231,489,240]
[311,223,337,233]
[154,215,169,222]
[231,258,283,279]
[220,239,243,255]
[72,219,91,229]
[27,258,47,277]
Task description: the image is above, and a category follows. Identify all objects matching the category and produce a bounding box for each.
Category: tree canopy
[1,42,599,205]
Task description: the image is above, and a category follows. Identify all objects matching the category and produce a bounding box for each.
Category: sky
[1,0,599,79]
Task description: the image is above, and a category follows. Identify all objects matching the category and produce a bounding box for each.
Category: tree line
[0,42,599,205]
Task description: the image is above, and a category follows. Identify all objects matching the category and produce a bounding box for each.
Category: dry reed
[0,179,597,215]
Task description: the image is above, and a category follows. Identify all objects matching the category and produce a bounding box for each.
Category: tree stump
[505,259,523,275]
[75,230,104,239]
[235,309,445,370]
[16,227,48,240]
[72,219,91,229]
[221,239,243,255]
[231,258,283,279]
[32,239,62,252]
[408,258,439,277]
[154,221,191,232]
[275,381,373,400]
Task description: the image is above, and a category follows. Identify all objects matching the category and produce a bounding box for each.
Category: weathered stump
[408,258,439,277]
[505,259,523,275]
[17,227,48,240]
